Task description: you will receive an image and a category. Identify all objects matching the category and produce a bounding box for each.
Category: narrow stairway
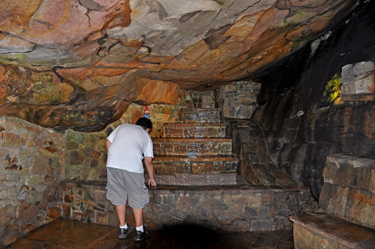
[148,108,247,186]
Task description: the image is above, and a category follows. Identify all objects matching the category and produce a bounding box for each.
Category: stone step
[152,155,239,175]
[162,122,226,138]
[180,108,220,123]
[145,173,248,186]
[152,138,232,156]
[291,212,375,249]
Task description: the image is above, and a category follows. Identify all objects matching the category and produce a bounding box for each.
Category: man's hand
[148,178,157,187]
[144,157,156,187]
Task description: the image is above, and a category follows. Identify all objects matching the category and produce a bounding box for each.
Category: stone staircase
[149,108,243,186]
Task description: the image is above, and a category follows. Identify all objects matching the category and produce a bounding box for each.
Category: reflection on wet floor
[5,219,294,249]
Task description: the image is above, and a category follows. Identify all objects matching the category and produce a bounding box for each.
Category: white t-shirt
[106,124,153,173]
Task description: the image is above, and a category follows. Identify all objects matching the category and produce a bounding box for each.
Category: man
[105,117,157,241]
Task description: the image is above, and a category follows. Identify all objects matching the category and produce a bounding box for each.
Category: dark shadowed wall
[253,0,375,200]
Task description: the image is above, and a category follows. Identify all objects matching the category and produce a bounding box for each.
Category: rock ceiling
[0,0,358,131]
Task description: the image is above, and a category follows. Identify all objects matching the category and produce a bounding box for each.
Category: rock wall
[218,81,260,119]
[252,0,375,200]
[0,117,65,246]
[320,154,375,229]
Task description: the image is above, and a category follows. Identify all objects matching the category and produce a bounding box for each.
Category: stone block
[0,207,14,227]
[342,64,355,82]
[69,151,86,166]
[217,212,239,225]
[354,74,375,94]
[2,132,26,147]
[205,198,228,215]
[194,205,208,218]
[354,61,375,76]
[259,206,276,219]
[176,204,193,213]
[175,174,189,185]
[47,208,61,219]
[244,207,258,218]
[180,195,199,206]
[16,201,38,224]
[1,232,18,246]
[30,156,49,175]
[189,175,207,185]
[191,163,204,174]
[322,161,339,182]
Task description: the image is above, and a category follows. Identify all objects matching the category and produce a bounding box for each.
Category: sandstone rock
[47,208,61,220]
[2,132,26,147]
[16,201,38,224]
[1,232,18,246]
[0,0,359,131]
[30,156,49,175]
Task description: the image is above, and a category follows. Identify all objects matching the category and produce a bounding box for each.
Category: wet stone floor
[5,219,294,249]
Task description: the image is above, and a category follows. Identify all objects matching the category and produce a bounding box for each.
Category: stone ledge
[326,154,375,169]
[341,93,375,102]
[154,155,239,162]
[290,212,375,248]
[163,123,225,127]
[153,138,232,142]
[61,180,309,193]
[180,108,219,112]
[145,173,246,186]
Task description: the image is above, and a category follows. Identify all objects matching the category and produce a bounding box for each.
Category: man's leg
[133,207,150,241]
[133,208,143,227]
[116,204,126,226]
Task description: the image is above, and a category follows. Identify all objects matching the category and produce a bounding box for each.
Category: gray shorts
[106,167,149,209]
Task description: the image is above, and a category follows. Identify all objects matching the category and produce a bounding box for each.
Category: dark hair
[136,117,153,130]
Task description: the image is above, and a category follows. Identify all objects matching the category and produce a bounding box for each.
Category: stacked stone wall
[61,181,317,232]
[0,117,65,246]
[218,81,260,119]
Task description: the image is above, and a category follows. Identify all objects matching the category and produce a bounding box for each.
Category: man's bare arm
[105,139,112,151]
[144,157,156,187]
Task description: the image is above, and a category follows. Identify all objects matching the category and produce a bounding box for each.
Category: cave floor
[5,218,294,249]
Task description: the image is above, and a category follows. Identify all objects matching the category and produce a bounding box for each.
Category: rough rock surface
[0,0,359,130]
[253,0,375,200]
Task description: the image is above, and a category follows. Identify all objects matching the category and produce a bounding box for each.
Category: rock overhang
[0,0,360,131]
